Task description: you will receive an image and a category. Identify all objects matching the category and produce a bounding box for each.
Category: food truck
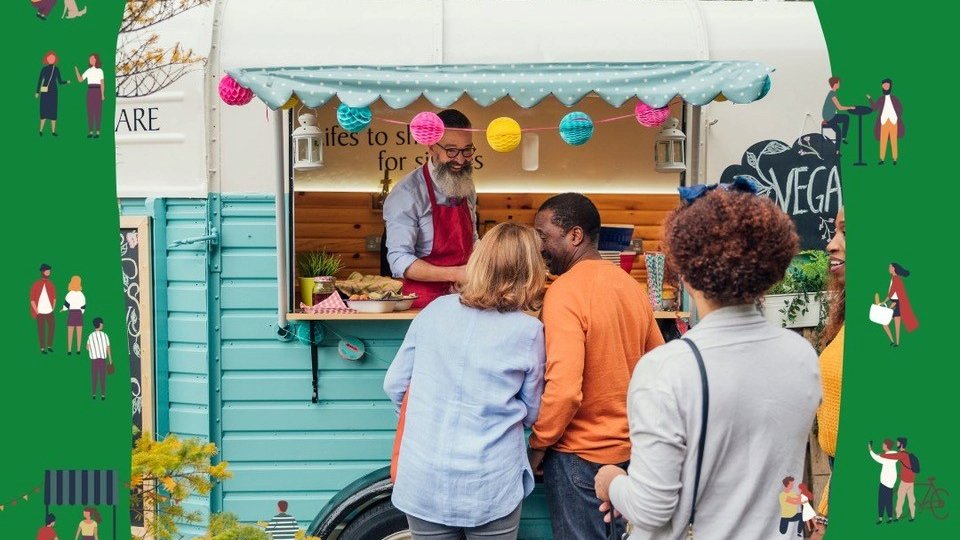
[115,1,832,538]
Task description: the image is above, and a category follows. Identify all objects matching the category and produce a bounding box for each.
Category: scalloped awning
[227,61,774,110]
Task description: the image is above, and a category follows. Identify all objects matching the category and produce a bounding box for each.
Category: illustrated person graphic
[778,476,804,536]
[798,483,819,533]
[30,263,57,354]
[822,77,854,146]
[889,437,920,522]
[36,513,59,540]
[36,51,70,136]
[74,53,105,138]
[867,79,904,165]
[62,0,86,19]
[86,317,112,400]
[74,507,100,540]
[882,262,918,347]
[264,500,298,540]
[63,275,86,355]
[869,439,900,524]
[31,0,59,21]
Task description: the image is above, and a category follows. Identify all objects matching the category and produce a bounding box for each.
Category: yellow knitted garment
[817,325,844,458]
[815,325,844,517]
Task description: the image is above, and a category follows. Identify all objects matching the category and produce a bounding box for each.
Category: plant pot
[299,277,317,306]
[761,293,825,328]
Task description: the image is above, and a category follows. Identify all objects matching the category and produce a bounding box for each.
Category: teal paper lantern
[758,76,772,100]
[559,112,594,146]
[337,104,372,133]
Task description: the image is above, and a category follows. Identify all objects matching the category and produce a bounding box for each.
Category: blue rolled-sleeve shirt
[382,162,478,278]
[384,294,546,527]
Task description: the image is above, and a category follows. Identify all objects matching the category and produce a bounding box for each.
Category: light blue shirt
[382,163,478,278]
[384,294,546,527]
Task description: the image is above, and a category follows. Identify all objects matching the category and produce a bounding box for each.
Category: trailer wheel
[338,499,411,540]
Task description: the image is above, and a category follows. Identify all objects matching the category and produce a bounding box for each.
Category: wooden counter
[287,310,689,321]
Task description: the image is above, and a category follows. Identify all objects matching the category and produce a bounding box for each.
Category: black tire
[339,499,411,540]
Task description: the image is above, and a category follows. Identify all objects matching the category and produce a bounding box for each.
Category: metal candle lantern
[292,112,324,170]
[654,117,686,173]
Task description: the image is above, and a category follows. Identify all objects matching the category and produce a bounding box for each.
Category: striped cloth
[87,330,110,359]
[265,512,298,540]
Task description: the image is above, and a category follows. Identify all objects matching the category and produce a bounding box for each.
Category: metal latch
[168,227,220,249]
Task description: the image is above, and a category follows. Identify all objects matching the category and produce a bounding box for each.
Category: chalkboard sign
[120,217,154,532]
[720,133,843,250]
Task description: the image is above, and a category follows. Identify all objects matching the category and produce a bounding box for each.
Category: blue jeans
[543,449,629,540]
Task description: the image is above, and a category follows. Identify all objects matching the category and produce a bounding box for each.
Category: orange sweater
[530,259,665,463]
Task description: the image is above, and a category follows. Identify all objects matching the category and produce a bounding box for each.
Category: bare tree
[116,0,213,98]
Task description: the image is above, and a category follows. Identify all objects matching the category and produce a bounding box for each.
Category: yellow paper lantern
[281,95,301,110]
[486,117,522,152]
[714,93,728,103]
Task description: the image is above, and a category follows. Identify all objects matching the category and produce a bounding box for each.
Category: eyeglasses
[679,176,759,205]
[435,145,477,159]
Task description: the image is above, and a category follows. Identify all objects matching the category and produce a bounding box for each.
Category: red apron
[391,164,474,483]
[401,163,475,309]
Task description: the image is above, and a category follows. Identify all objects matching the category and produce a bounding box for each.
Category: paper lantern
[758,76,772,99]
[714,93,728,103]
[218,74,253,106]
[337,103,372,133]
[559,112,594,146]
[410,111,445,145]
[486,117,522,153]
[280,95,301,110]
[634,101,670,127]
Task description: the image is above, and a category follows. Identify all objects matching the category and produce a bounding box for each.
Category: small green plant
[767,250,830,327]
[296,250,343,277]
[193,513,268,540]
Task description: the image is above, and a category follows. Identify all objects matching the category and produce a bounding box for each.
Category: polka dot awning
[227,61,774,110]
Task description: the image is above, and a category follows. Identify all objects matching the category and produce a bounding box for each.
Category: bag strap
[681,337,709,538]
[45,66,56,87]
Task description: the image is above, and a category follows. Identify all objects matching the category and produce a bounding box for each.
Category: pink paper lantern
[634,101,670,128]
[218,74,254,106]
[409,112,445,145]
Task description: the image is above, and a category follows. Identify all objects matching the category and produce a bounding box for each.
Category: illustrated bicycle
[916,476,949,520]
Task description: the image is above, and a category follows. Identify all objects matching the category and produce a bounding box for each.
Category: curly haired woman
[594,179,821,540]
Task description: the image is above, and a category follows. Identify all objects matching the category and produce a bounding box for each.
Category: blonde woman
[63,275,86,355]
[74,507,100,540]
[384,222,547,540]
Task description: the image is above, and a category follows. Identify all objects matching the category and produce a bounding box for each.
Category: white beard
[434,162,475,200]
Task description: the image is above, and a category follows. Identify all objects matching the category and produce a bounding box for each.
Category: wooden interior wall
[294,192,679,282]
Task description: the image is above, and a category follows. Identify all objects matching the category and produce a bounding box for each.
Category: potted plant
[297,251,344,306]
[762,250,829,328]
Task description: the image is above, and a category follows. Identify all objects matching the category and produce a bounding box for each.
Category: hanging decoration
[280,95,301,110]
[218,74,254,106]
[336,103,372,133]
[714,93,728,103]
[409,111,445,145]
[634,101,670,128]
[558,112,595,146]
[0,485,41,514]
[486,117,523,153]
[337,337,366,361]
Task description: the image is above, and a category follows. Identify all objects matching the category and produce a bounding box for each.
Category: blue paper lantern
[337,104,372,133]
[758,76,772,100]
[559,112,594,146]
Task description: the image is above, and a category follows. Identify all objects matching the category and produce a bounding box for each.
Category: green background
[1,1,129,540]
[1,1,958,539]
[816,0,958,536]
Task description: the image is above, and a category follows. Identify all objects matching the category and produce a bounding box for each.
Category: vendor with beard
[383,109,478,308]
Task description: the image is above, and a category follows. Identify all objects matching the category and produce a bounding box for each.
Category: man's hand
[449,265,467,284]
[528,448,546,476]
[599,501,622,523]
[594,465,627,502]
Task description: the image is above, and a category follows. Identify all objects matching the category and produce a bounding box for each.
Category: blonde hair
[459,222,545,313]
[68,276,82,292]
